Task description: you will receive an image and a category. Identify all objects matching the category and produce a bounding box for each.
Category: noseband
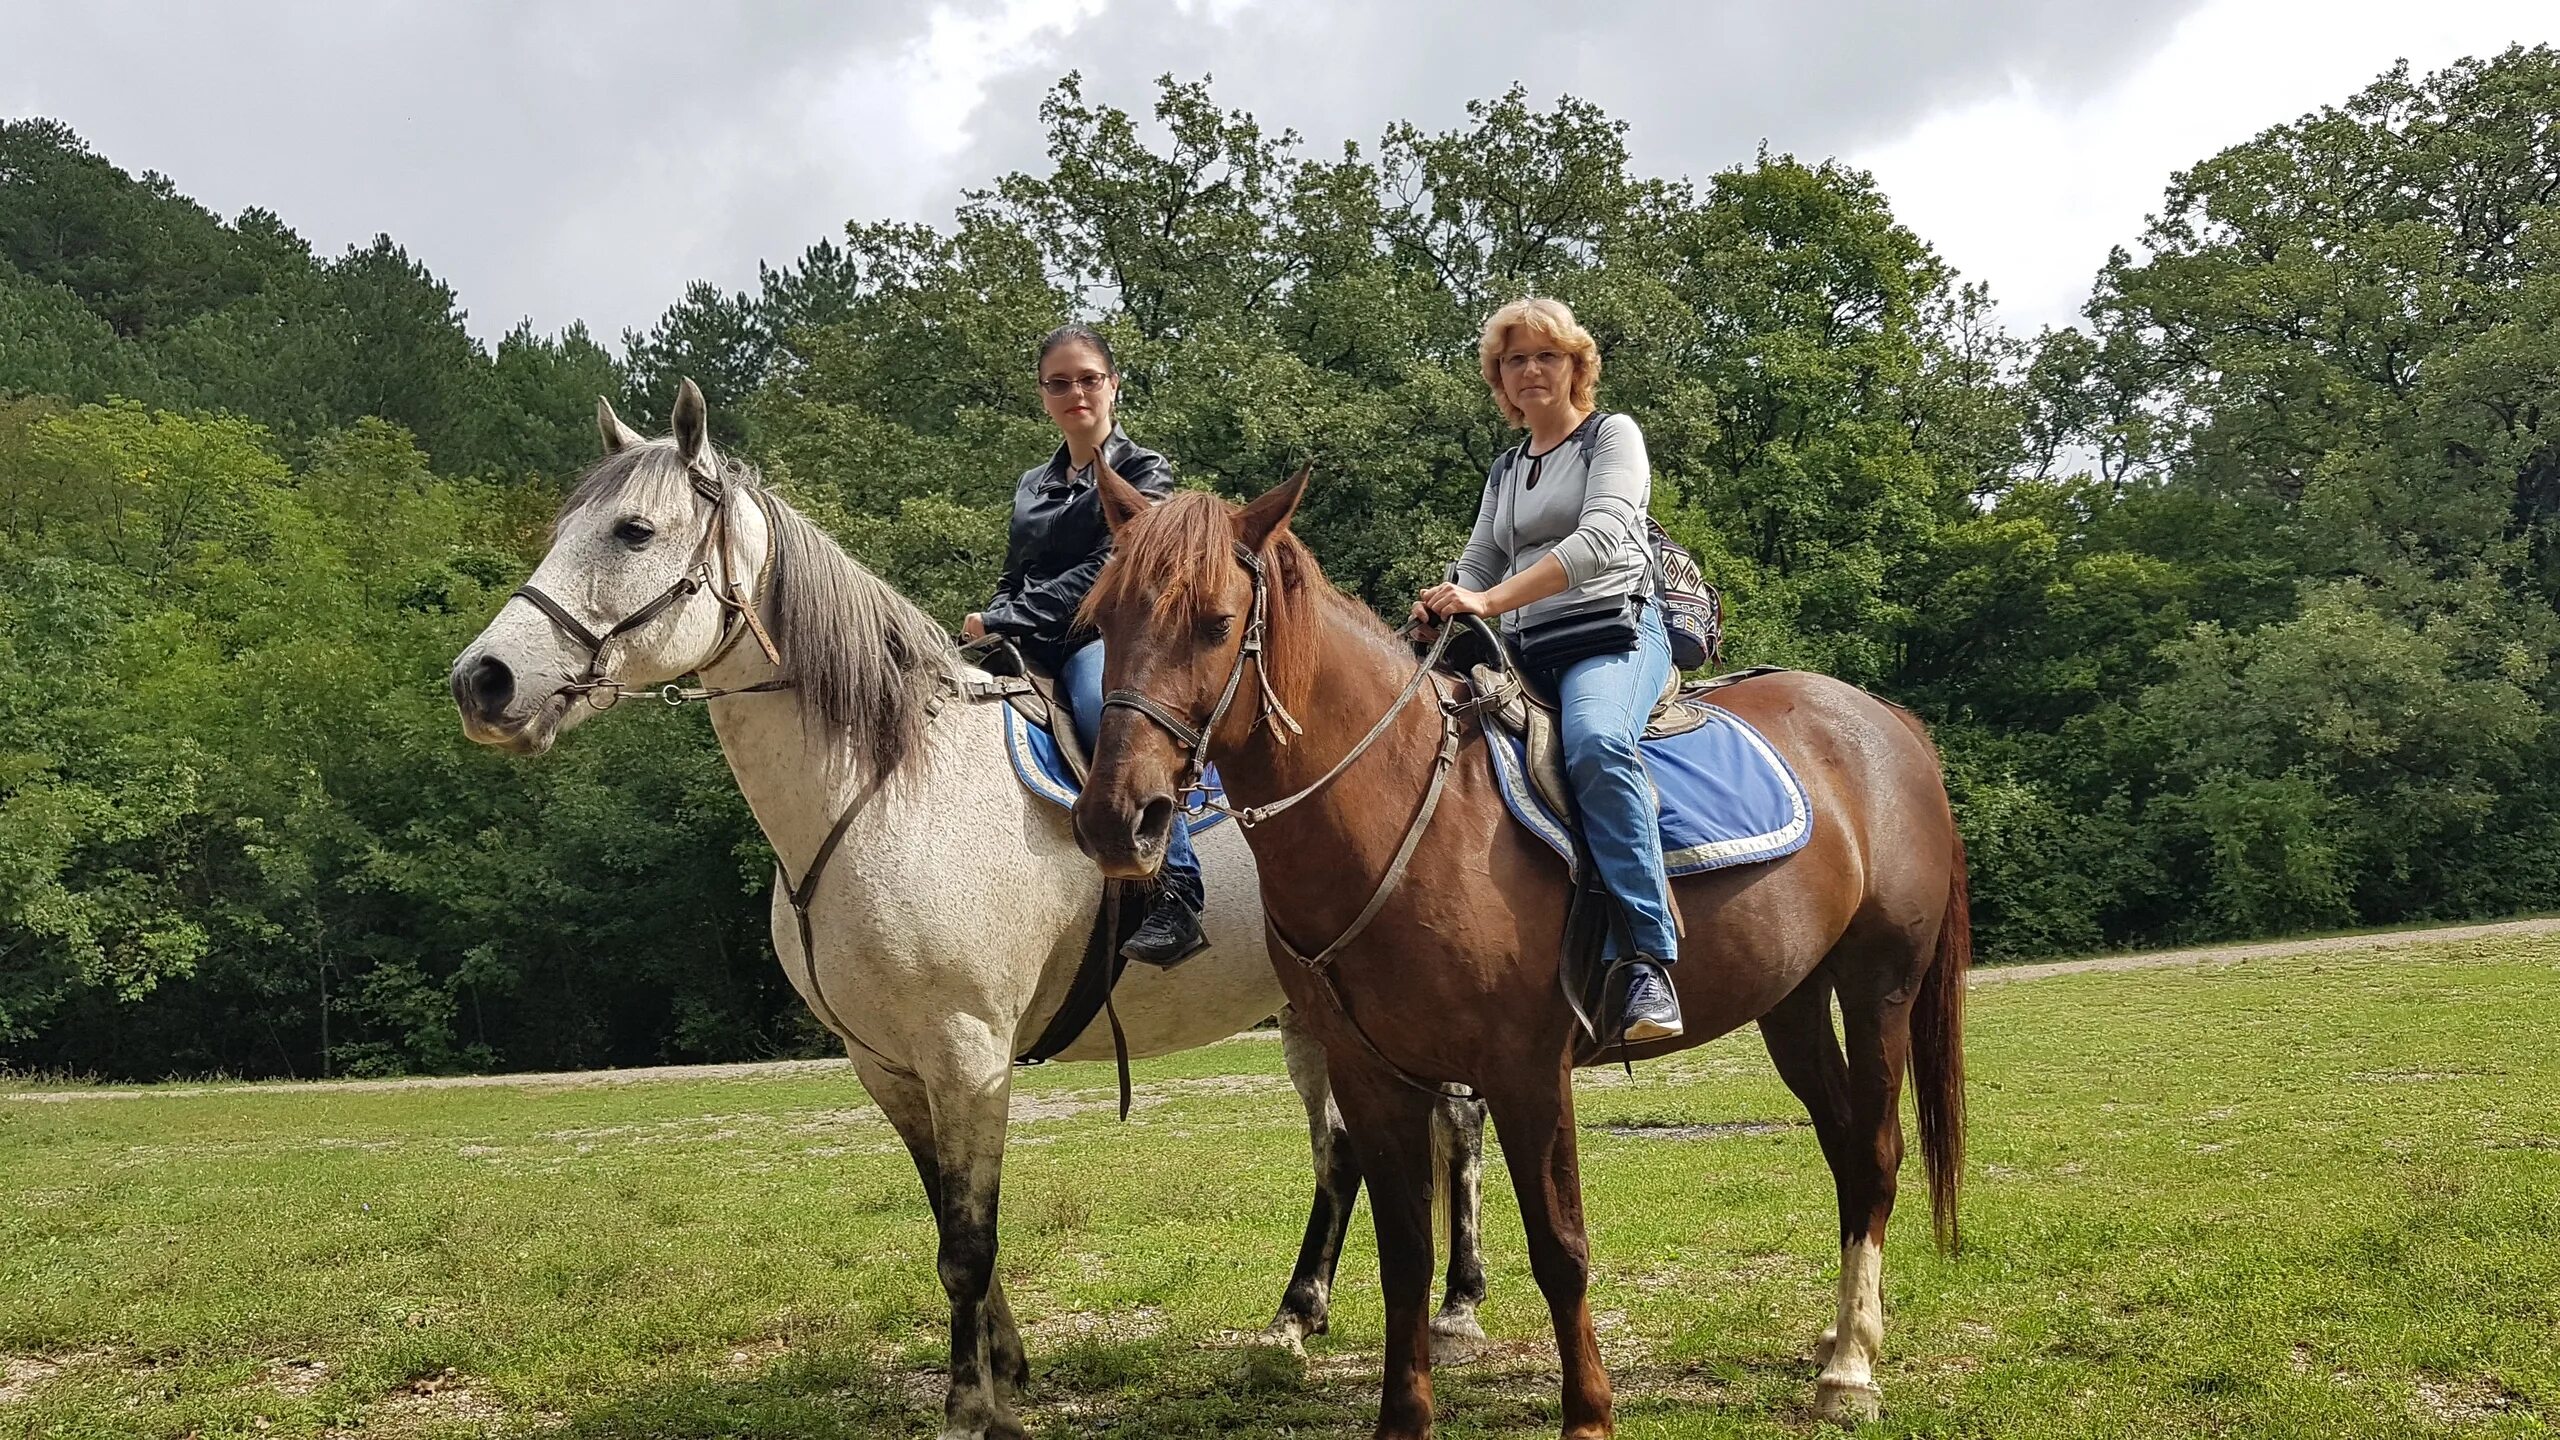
[512,465,785,708]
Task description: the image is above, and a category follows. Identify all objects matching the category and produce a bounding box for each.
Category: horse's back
[1664,669,1959,1011]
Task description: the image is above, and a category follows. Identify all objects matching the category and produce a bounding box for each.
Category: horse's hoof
[1815,1377,1882,1424]
[1261,1315,1312,1359]
[1429,1310,1487,1364]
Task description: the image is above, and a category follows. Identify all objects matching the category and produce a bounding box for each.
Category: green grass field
[5,938,2558,1439]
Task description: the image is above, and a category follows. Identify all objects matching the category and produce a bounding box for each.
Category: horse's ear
[1235,465,1310,554]
[596,396,645,455]
[671,377,713,477]
[1096,461,1151,534]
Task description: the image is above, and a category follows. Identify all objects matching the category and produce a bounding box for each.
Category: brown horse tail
[1913,831,1970,1254]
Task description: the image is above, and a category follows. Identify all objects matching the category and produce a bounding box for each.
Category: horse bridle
[1098,543,1303,801]
[510,463,784,709]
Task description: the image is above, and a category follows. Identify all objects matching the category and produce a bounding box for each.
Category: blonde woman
[1414,297,1680,1042]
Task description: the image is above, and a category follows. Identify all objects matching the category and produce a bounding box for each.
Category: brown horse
[1070,468,1969,1438]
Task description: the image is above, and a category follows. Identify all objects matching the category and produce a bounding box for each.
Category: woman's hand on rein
[1417,583,1491,619]
[962,612,988,641]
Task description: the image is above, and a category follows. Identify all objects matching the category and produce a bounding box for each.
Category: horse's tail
[1912,829,1970,1254]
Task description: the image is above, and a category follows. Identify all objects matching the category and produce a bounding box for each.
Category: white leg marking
[1816,1238,1885,1422]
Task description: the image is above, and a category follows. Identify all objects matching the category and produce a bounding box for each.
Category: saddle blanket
[1486,702,1811,876]
[1002,704,1232,835]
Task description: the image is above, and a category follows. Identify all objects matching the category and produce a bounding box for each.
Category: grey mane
[562,443,954,782]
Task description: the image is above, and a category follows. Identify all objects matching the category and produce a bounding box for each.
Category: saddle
[1459,637,1775,828]
[959,635,1093,784]
[1439,620,1795,1059]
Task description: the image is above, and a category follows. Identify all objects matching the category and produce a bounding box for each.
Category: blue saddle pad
[1485,701,1811,877]
[1002,703,1231,835]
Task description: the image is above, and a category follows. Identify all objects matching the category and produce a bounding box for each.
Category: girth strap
[780,773,1139,1110]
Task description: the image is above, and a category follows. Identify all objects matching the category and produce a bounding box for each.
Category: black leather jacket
[982,428,1172,670]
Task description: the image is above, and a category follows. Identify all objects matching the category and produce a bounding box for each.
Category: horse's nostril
[1135,796,1175,853]
[466,654,514,717]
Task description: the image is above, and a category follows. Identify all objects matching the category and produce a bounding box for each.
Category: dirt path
[10,918,2555,1103]
[1966,914,2560,986]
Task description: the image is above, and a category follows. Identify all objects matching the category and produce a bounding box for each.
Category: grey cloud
[958,0,2210,235]
[0,0,2205,342]
[1,0,943,340]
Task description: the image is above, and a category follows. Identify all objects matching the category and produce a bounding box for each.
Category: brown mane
[1081,490,1405,728]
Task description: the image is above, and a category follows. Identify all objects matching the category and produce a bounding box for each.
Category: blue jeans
[1552,604,1679,962]
[1061,639,1204,911]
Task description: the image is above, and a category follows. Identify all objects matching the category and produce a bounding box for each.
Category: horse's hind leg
[1270,1010,1365,1353]
[1815,970,1921,1423]
[1431,1087,1490,1359]
[1272,1012,1492,1364]
[1484,1071,1614,1439]
[1754,980,1856,1367]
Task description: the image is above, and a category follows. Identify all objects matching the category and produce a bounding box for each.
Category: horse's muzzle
[1071,789,1172,880]
[449,648,564,754]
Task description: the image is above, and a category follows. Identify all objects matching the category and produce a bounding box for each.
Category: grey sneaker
[1613,959,1684,1043]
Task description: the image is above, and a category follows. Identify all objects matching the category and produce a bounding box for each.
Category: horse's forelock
[553,440,749,538]
[1085,490,1376,733]
[1082,491,1246,630]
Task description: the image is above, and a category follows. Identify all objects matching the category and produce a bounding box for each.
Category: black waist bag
[1516,597,1640,676]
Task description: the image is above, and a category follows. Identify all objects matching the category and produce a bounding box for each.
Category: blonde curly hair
[1477,297,1600,426]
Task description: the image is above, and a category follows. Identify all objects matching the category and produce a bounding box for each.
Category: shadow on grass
[546,1335,1799,1439]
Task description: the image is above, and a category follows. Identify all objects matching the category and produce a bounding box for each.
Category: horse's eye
[614,517,656,549]
[1201,615,1236,642]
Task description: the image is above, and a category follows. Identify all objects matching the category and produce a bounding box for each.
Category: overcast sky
[5,1,2556,346]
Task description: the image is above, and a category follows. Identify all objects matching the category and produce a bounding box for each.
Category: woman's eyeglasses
[1040,372,1112,397]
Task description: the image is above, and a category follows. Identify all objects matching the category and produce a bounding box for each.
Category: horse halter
[1100,542,1303,807]
[511,464,784,709]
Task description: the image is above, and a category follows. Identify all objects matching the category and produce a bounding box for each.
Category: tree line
[6,49,2558,1078]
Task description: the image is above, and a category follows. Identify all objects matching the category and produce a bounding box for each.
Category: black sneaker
[1611,959,1683,1044]
[1121,894,1208,969]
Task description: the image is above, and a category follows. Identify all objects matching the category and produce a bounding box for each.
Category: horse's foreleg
[920,1040,1027,1440]
[1430,1088,1490,1360]
[1486,1073,1613,1440]
[1813,983,1916,1424]
[1331,1066,1443,1440]
[859,1054,1032,1412]
[1271,1010,1364,1353]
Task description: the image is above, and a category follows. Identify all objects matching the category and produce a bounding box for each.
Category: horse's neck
[696,647,930,882]
[696,498,948,878]
[1218,593,1448,895]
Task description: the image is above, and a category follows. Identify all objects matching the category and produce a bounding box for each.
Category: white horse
[450,381,1487,1440]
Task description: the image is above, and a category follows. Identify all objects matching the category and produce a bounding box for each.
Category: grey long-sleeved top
[1448,411,1655,633]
